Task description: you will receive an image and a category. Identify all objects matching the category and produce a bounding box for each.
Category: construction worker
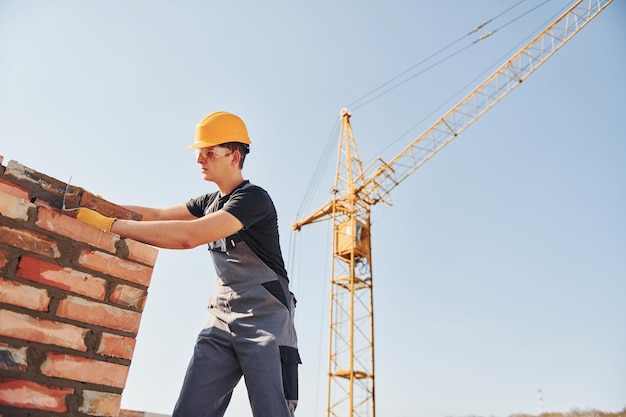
[75,111,301,417]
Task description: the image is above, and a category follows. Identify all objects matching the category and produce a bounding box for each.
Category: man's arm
[110,209,244,249]
[124,203,197,221]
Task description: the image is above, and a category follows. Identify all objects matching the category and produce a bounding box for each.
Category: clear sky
[1,1,624,417]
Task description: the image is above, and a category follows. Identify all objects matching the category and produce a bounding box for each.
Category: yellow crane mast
[291,1,614,417]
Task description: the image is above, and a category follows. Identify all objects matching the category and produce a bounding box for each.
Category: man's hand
[75,208,117,232]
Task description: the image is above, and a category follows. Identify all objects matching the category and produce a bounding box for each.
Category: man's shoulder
[235,181,269,197]
[228,182,276,215]
[186,190,221,216]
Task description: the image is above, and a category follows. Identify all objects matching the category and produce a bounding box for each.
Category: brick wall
[0,155,159,417]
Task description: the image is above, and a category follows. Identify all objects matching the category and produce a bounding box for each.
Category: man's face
[195,146,233,181]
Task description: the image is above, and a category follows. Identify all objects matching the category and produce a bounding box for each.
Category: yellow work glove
[75,208,116,232]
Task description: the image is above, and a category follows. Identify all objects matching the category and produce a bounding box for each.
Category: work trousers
[172,241,300,417]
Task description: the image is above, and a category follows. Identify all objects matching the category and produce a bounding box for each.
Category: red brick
[79,389,122,417]
[0,377,74,412]
[0,190,33,221]
[96,332,136,360]
[33,197,55,211]
[36,206,118,253]
[110,283,147,310]
[79,190,142,221]
[0,178,30,201]
[76,248,153,287]
[0,342,28,372]
[119,409,146,417]
[0,248,10,270]
[0,276,50,311]
[0,309,89,352]
[0,225,61,259]
[4,160,78,203]
[41,352,130,388]
[17,255,107,300]
[57,295,142,334]
[124,238,158,266]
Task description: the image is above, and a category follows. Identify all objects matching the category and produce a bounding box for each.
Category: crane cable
[295,117,341,219]
[370,0,572,163]
[289,116,340,293]
[348,0,553,112]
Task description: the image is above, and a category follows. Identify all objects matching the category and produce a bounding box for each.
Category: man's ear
[231,149,242,165]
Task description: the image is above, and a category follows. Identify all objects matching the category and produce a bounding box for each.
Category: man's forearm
[123,204,196,222]
[111,219,203,249]
[110,210,243,250]
[123,205,160,221]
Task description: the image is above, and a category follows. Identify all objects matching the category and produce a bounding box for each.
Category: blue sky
[1,1,625,417]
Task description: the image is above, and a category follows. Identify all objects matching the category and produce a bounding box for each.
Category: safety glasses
[194,147,233,160]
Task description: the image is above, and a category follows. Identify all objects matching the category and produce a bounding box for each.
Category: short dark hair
[221,142,249,168]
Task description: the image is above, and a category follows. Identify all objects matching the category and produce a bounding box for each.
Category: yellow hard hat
[186,111,252,149]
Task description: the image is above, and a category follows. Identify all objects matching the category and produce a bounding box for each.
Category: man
[76,111,301,417]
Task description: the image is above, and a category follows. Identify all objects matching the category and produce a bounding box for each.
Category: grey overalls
[173,184,301,417]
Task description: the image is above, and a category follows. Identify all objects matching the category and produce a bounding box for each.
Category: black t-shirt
[186,180,289,280]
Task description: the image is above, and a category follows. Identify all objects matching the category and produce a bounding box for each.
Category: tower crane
[291,1,614,417]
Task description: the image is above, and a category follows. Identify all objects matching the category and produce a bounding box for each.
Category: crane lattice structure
[292,1,613,417]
